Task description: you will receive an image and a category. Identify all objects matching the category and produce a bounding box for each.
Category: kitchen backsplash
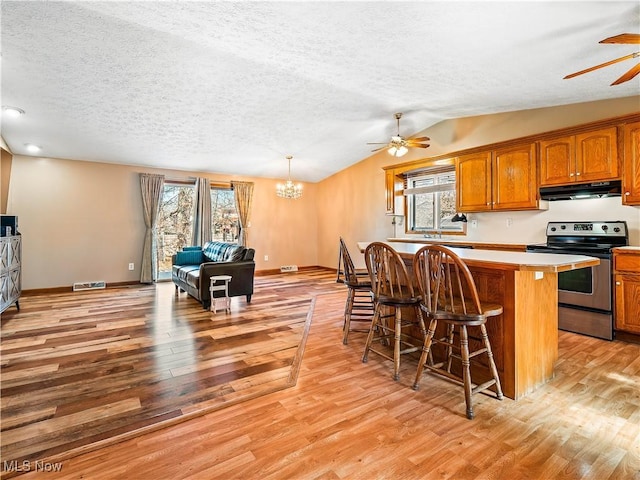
[397,197,640,246]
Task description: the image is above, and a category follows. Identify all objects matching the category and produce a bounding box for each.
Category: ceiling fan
[367,112,430,157]
[564,33,640,86]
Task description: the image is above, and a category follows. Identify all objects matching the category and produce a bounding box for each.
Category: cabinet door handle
[569,173,574,177]
[625,192,631,196]
[576,172,581,176]
[616,281,621,285]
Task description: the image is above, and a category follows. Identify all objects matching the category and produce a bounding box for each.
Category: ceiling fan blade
[408,144,431,149]
[371,146,388,152]
[409,137,431,142]
[366,142,389,145]
[564,52,639,79]
[600,33,640,44]
[611,62,640,85]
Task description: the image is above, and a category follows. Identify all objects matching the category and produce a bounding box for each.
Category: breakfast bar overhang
[357,241,600,400]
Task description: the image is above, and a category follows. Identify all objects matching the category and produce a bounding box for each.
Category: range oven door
[557,256,611,312]
[526,246,613,340]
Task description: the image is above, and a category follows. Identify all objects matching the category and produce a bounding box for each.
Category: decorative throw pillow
[175,250,204,265]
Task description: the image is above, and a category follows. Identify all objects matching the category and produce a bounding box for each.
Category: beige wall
[318,96,640,270]
[7,157,317,289]
[1,142,12,214]
[6,96,640,289]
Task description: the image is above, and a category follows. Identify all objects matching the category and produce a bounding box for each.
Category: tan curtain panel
[231,181,254,246]
[191,177,212,247]
[139,173,165,284]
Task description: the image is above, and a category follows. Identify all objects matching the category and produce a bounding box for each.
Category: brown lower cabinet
[613,248,640,336]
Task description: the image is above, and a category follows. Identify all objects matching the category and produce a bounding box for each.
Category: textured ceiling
[1,1,639,182]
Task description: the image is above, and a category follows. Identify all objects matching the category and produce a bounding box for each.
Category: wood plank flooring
[2,268,640,479]
[1,269,344,477]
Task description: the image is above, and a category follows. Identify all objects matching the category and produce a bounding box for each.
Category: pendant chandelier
[276,155,303,199]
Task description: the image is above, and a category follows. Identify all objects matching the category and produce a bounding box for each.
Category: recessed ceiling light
[2,106,25,117]
[25,144,41,153]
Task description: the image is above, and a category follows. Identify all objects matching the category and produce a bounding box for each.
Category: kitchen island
[357,241,600,399]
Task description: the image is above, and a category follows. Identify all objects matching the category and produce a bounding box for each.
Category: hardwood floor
[0,269,343,477]
[2,268,640,479]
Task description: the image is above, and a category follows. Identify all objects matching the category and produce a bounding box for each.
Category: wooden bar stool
[337,237,374,345]
[412,245,503,419]
[362,242,426,381]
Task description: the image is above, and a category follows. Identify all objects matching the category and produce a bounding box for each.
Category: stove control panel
[546,221,628,237]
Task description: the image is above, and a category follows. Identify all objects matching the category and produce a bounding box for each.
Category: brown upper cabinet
[539,127,618,186]
[622,121,640,205]
[384,113,638,215]
[385,169,396,213]
[456,143,539,212]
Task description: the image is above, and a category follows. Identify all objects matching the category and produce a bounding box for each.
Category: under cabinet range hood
[539,180,622,201]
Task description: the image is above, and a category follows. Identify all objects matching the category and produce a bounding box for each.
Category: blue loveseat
[171,241,255,310]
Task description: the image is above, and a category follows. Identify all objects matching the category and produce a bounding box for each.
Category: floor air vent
[280,265,298,273]
[73,281,106,291]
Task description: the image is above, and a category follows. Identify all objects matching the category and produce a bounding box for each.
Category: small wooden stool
[209,275,232,313]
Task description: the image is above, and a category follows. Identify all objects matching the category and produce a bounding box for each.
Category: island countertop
[357,241,600,272]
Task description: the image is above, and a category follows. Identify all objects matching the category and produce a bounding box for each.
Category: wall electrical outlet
[470,219,478,228]
[264,255,269,261]
[128,263,134,271]
[506,218,513,228]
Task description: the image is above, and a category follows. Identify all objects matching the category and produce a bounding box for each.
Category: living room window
[405,168,463,234]
[157,182,240,279]
[210,187,239,242]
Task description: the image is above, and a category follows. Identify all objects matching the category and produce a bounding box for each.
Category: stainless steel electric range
[526,221,629,340]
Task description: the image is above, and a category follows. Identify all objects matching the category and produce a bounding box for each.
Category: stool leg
[393,307,401,381]
[413,318,437,390]
[343,288,355,345]
[445,323,456,373]
[460,325,474,420]
[362,302,381,363]
[481,324,504,400]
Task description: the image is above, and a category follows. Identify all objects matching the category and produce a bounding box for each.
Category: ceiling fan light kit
[367,112,430,157]
[563,32,640,86]
[276,155,303,199]
[388,136,409,157]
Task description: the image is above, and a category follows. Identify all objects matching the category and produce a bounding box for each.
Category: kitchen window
[404,168,464,234]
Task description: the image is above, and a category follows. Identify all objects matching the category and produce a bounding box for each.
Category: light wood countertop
[358,241,599,273]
